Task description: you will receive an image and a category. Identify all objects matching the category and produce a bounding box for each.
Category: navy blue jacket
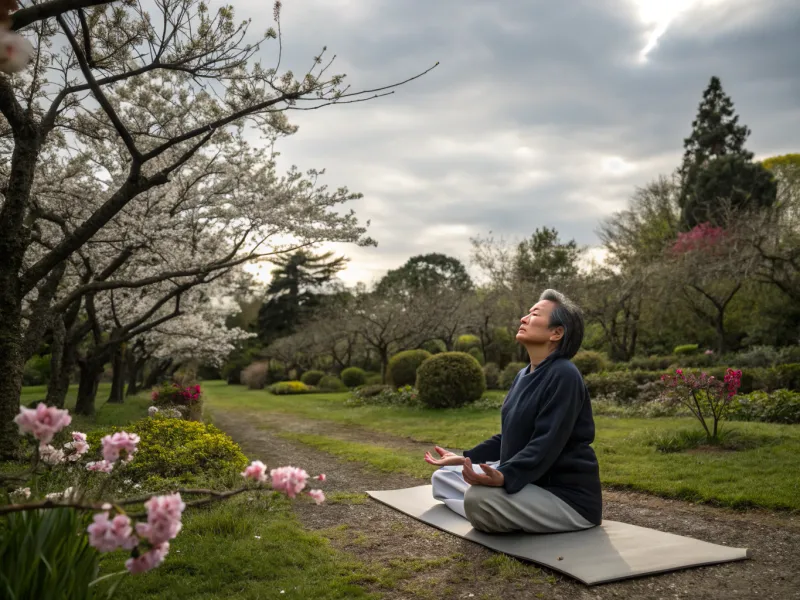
[463,354,602,525]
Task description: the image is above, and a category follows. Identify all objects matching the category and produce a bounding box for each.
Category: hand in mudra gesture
[462,457,504,487]
[424,445,465,467]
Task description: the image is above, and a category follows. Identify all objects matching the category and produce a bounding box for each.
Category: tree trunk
[107,344,126,404]
[127,355,144,397]
[75,359,104,416]
[379,347,389,384]
[45,317,67,408]
[143,358,172,389]
[46,342,77,409]
[0,296,24,459]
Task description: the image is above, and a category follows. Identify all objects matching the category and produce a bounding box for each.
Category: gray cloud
[235,0,800,286]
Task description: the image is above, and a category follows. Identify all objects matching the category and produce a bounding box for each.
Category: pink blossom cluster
[660,367,743,400]
[240,461,326,503]
[152,383,202,406]
[670,222,727,255]
[14,403,72,444]
[101,432,141,463]
[723,368,743,398]
[87,493,185,574]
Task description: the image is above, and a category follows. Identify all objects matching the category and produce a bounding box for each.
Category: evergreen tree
[679,76,776,227]
[513,227,580,285]
[257,250,347,343]
[375,253,473,297]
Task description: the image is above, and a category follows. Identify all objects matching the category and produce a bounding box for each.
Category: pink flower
[308,489,325,505]
[315,473,326,482]
[86,460,114,473]
[101,431,140,463]
[270,466,309,499]
[241,460,268,483]
[125,543,170,574]
[87,512,139,553]
[0,29,35,74]
[675,369,683,376]
[14,403,72,444]
[39,444,65,465]
[135,493,185,546]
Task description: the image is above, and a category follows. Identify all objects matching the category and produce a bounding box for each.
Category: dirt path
[209,408,800,600]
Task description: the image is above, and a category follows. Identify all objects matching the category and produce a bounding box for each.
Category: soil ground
[209,408,800,600]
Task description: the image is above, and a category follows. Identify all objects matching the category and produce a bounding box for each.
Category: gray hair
[539,289,585,360]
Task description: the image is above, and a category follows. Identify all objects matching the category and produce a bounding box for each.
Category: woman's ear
[549,326,565,342]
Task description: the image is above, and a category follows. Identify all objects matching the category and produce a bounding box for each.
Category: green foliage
[513,226,580,284]
[416,352,485,409]
[420,339,447,355]
[731,345,781,368]
[729,390,800,424]
[482,362,500,390]
[86,417,247,486]
[353,384,392,398]
[22,354,51,386]
[387,349,432,388]
[571,351,609,375]
[673,344,699,355]
[454,335,481,353]
[318,375,347,392]
[0,508,110,600]
[769,364,800,391]
[346,385,420,408]
[499,362,526,390]
[374,253,473,296]
[628,355,677,371]
[300,370,325,386]
[364,372,382,385]
[269,380,312,395]
[467,347,485,366]
[778,346,800,364]
[584,371,640,404]
[640,428,767,454]
[484,327,515,368]
[340,367,366,388]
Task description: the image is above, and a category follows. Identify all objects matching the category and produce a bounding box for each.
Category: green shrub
[269,380,312,395]
[679,353,716,368]
[768,363,800,391]
[485,327,515,367]
[300,370,325,386]
[346,385,420,408]
[421,339,447,355]
[571,351,609,375]
[777,346,800,365]
[387,349,432,388]
[416,352,486,409]
[364,372,383,385]
[673,344,699,355]
[728,389,800,424]
[86,417,247,486]
[629,370,669,385]
[318,375,347,392]
[468,347,486,366]
[483,362,500,390]
[500,362,527,390]
[22,354,51,386]
[340,367,367,388]
[354,384,392,398]
[584,371,639,404]
[732,345,780,368]
[629,356,677,371]
[454,334,481,353]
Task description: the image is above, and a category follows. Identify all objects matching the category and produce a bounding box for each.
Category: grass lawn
[8,385,382,600]
[203,381,800,512]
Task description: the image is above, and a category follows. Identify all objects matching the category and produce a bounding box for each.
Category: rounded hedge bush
[583,372,639,404]
[416,352,485,409]
[341,367,367,388]
[500,362,527,390]
[388,349,432,388]
[454,334,481,353]
[318,375,347,392]
[300,370,325,386]
[483,362,500,389]
[468,347,485,366]
[421,339,447,355]
[571,351,609,376]
[673,344,699,355]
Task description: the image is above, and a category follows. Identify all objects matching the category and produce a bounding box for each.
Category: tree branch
[11,0,114,31]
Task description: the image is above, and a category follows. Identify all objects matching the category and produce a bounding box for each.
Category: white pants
[431,463,595,534]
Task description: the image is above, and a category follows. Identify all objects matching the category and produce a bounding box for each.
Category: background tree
[678,76,776,227]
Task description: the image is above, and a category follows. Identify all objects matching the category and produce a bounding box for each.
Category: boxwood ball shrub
[483,362,500,390]
[500,362,527,390]
[388,349,432,388]
[468,347,486,366]
[86,417,247,485]
[673,344,699,355]
[318,375,347,392]
[340,366,367,388]
[454,334,481,353]
[421,339,447,355]
[416,352,486,409]
[269,380,312,395]
[571,350,609,376]
[300,370,325,386]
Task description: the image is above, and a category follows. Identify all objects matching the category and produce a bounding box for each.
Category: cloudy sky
[237,0,800,287]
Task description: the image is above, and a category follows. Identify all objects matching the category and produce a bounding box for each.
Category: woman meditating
[426,289,602,534]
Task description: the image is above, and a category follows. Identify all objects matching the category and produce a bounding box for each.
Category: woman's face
[516,299,563,346]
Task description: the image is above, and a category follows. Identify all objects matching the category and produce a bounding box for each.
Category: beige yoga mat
[366,485,750,585]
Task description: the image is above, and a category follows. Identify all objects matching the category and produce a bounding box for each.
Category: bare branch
[11,0,114,31]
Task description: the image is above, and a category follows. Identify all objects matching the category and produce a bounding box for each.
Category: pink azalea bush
[670,222,727,255]
[151,383,202,406]
[661,367,743,439]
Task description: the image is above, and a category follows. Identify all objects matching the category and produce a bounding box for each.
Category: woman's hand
[462,458,504,487]
[424,445,466,467]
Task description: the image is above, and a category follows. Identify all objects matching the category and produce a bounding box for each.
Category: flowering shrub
[660,368,742,439]
[3,403,327,598]
[670,222,727,254]
[151,382,202,406]
[269,380,312,395]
